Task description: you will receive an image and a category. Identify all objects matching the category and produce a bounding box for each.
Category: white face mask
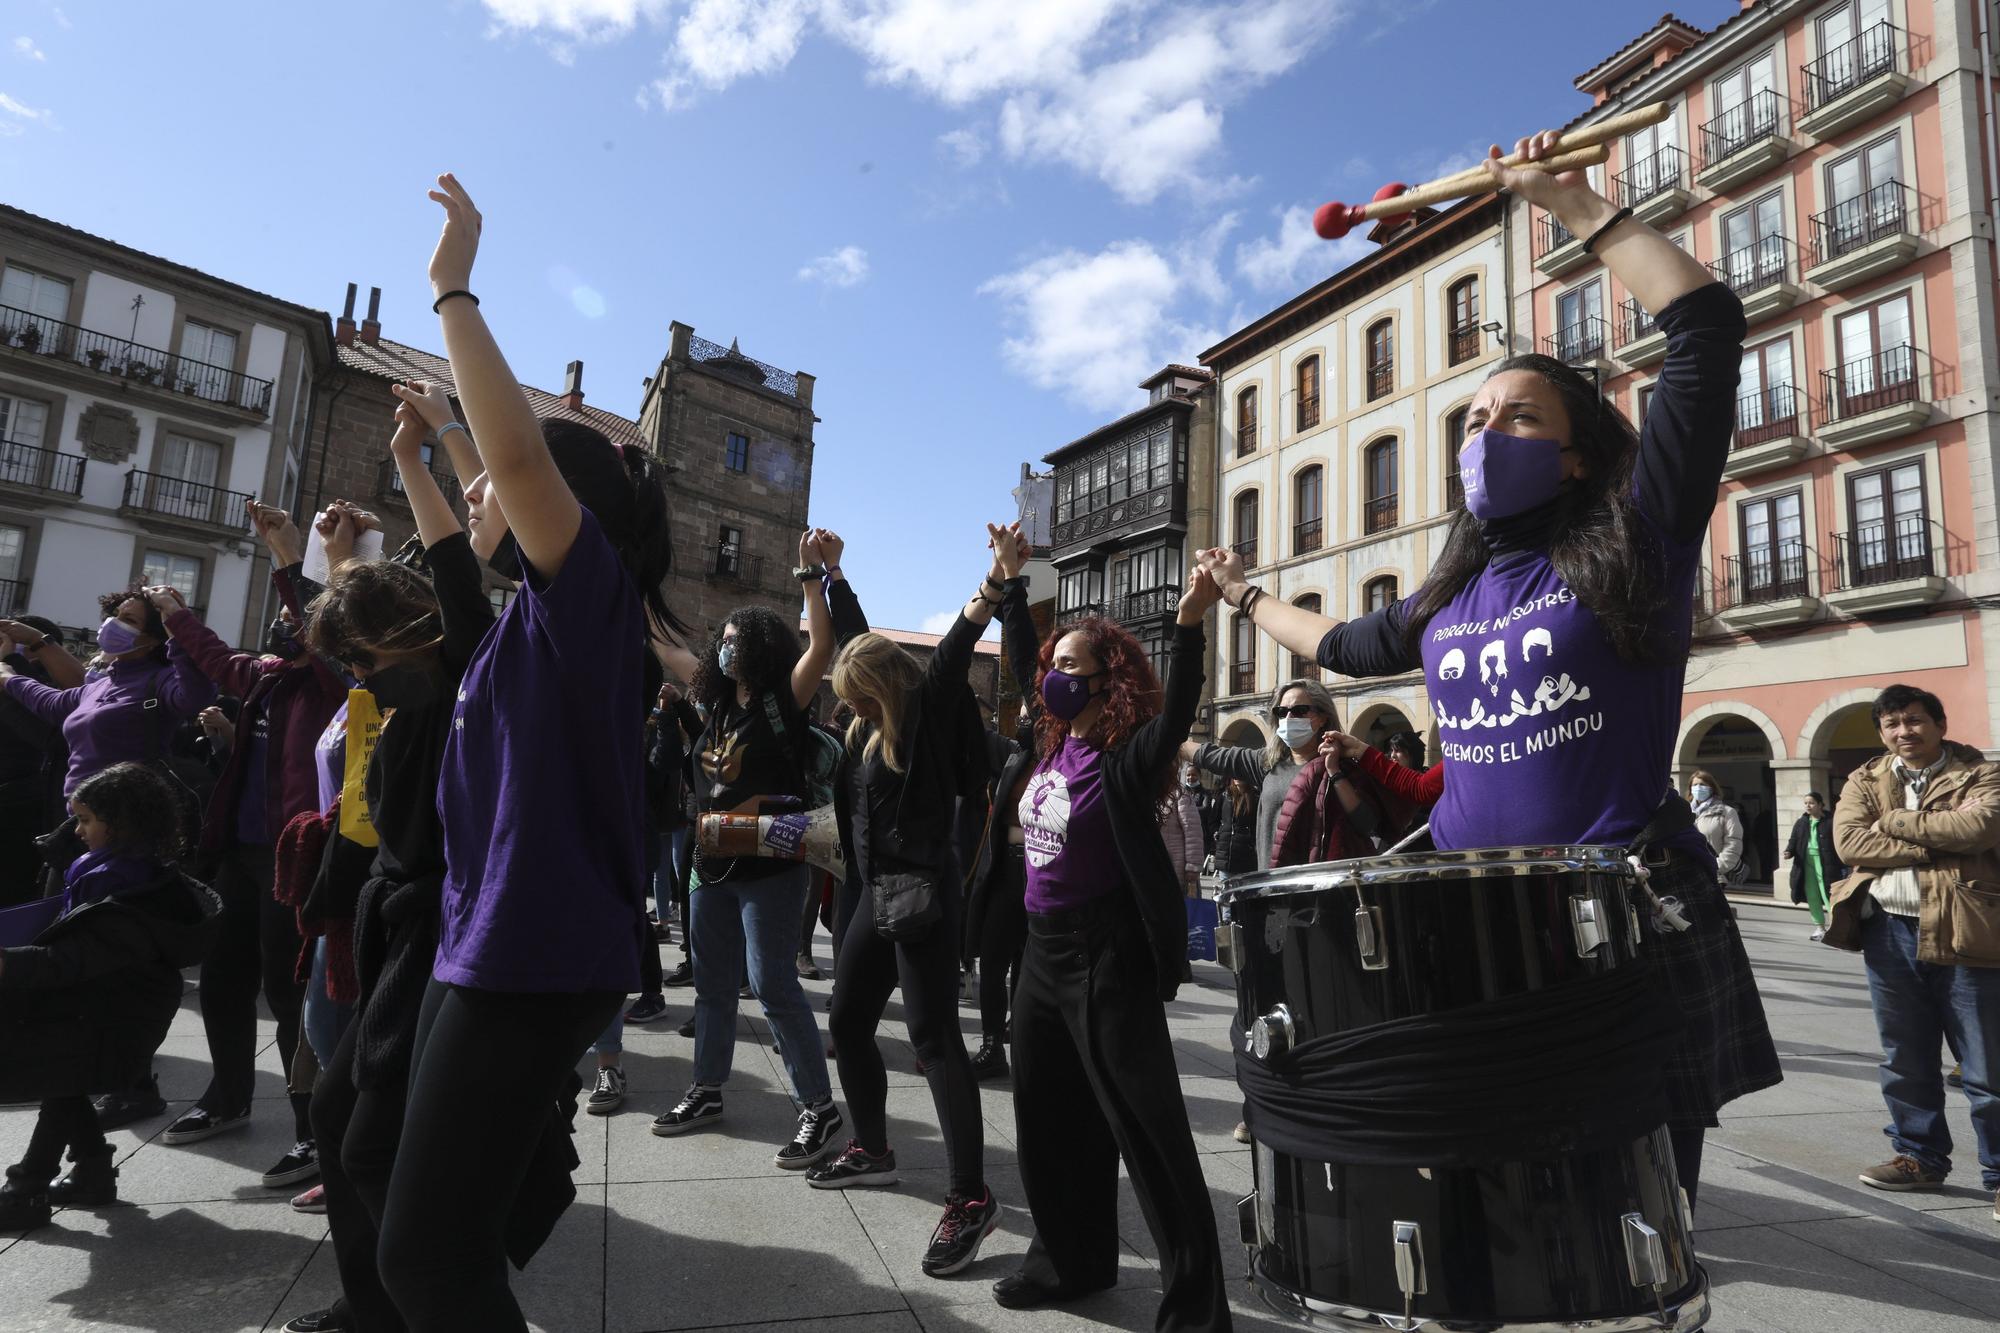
[1276,717,1316,751]
[1690,784,1713,804]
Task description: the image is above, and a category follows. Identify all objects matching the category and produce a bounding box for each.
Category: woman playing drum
[1200,131,1780,1203]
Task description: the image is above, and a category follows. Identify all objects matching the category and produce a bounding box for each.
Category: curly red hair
[1033,617,1165,786]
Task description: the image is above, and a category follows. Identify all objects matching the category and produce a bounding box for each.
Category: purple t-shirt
[2,647,215,794]
[1019,736,1123,912]
[435,510,646,993]
[1420,515,1699,852]
[315,700,348,814]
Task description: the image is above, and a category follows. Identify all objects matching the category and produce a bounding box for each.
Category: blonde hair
[831,632,924,773]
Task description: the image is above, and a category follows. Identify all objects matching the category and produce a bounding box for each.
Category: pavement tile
[1774,1212,2000,1314]
[1709,1111,1986,1214]
[1699,1220,2000,1333]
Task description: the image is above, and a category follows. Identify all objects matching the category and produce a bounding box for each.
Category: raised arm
[997,572,1040,715]
[1126,565,1221,779]
[793,528,839,711]
[0,620,84,690]
[387,389,465,550]
[922,522,1019,690]
[427,174,582,582]
[392,378,483,491]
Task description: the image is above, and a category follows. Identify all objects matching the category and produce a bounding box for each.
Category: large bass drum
[1216,847,1709,1332]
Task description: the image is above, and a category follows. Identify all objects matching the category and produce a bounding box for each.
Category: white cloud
[0,91,48,122]
[653,0,811,107]
[50,9,71,30]
[798,245,871,288]
[482,0,670,38]
[937,127,985,168]
[12,36,45,62]
[1236,204,1370,294]
[920,610,958,634]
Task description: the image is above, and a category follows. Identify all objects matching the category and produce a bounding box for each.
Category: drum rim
[1216,845,1637,905]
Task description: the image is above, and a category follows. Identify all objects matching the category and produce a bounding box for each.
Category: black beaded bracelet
[1580,206,1635,255]
[431,289,479,314]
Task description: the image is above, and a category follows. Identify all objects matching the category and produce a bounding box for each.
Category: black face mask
[265,619,306,660]
[364,662,442,713]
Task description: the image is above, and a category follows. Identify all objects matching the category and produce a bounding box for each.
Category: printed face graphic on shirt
[1439,648,1466,681]
[1428,587,1597,743]
[1479,640,1509,695]
[1523,627,1553,660]
[1019,769,1072,869]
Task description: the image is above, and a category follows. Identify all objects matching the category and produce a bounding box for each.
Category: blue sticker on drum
[766,813,807,859]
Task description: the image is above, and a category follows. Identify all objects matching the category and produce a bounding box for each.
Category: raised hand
[1480,131,1605,220]
[1177,565,1222,623]
[391,379,456,432]
[391,400,429,460]
[816,528,845,570]
[988,521,1027,581]
[1195,547,1249,604]
[799,529,822,568]
[144,585,186,617]
[426,173,483,296]
[1319,729,1368,762]
[318,506,361,568]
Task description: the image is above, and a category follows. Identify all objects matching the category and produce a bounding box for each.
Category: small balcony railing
[1615,144,1689,208]
[122,469,254,530]
[0,303,275,416]
[1290,652,1321,682]
[1233,538,1259,570]
[1802,21,1904,112]
[1116,588,1177,623]
[713,550,765,584]
[1834,516,1939,589]
[1366,363,1393,401]
[375,457,463,506]
[1820,344,1920,422]
[1544,316,1609,364]
[1617,299,1659,348]
[1293,517,1323,556]
[1448,325,1481,366]
[1363,494,1398,536]
[0,577,25,618]
[1057,600,1106,628]
[1722,539,1814,608]
[1296,394,1322,432]
[1230,662,1257,695]
[1536,212,1576,259]
[1699,89,1785,169]
[1735,384,1804,447]
[0,437,85,496]
[1709,235,1794,296]
[1235,418,1258,457]
[1808,180,1913,267]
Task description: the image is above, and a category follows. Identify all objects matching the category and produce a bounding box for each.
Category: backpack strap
[1627,791,1697,861]
[759,690,812,801]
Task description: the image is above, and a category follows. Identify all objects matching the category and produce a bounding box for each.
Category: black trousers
[0,784,49,909]
[311,1016,411,1333]
[1669,1124,1704,1208]
[978,847,1027,1040]
[375,980,620,1333]
[198,840,310,1137]
[15,1095,105,1178]
[829,877,984,1197]
[1012,899,1230,1333]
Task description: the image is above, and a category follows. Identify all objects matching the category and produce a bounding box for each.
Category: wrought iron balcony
[1366,363,1393,401]
[1116,587,1177,622]
[1232,538,1258,570]
[1293,517,1323,556]
[1289,652,1321,682]
[1721,540,1815,609]
[121,469,254,531]
[1536,212,1576,259]
[1699,90,1785,171]
[1833,516,1939,590]
[1056,600,1106,628]
[1618,299,1659,348]
[1235,417,1258,456]
[1802,21,1904,114]
[1296,394,1321,432]
[1363,494,1398,536]
[0,577,25,618]
[712,550,766,584]
[1615,145,1689,209]
[1735,384,1805,447]
[0,437,85,496]
[1709,235,1794,297]
[0,304,275,416]
[375,457,463,507]
[1543,316,1610,365]
[1819,344,1920,424]
[1448,325,1481,366]
[1807,181,1913,269]
[1229,662,1257,695]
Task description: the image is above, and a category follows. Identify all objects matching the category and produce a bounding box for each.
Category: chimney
[360,286,382,345]
[560,359,585,411]
[335,283,357,347]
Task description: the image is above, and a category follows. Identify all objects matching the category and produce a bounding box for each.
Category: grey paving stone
[1699,1220,2000,1333]
[1772,1212,2000,1315]
[1710,1110,1986,1214]
[107,1112,321,1207]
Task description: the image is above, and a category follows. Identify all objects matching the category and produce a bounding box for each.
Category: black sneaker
[923,1188,1001,1276]
[806,1140,899,1189]
[795,954,823,980]
[280,1304,355,1333]
[651,1086,723,1136]
[586,1067,628,1116]
[625,994,670,1024]
[162,1106,250,1145]
[775,1102,843,1169]
[676,1016,696,1038]
[663,959,694,987]
[91,1076,167,1131]
[261,1140,320,1188]
[970,1038,1009,1082]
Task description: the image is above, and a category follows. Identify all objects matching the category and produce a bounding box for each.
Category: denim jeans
[689,863,831,1104]
[592,1014,624,1058]
[302,937,354,1073]
[1861,910,2000,1188]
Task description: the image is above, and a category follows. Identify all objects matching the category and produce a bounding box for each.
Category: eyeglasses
[1271,704,1319,719]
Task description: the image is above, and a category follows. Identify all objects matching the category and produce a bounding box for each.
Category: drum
[1217,847,1709,1332]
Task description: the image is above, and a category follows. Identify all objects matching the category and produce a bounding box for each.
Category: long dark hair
[690,605,802,713]
[1033,616,1176,800]
[538,420,688,642]
[1404,354,1671,664]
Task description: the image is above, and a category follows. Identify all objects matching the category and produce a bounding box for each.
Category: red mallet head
[1370,181,1413,224]
[1313,200,1365,239]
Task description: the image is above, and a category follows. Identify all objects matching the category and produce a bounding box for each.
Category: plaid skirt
[1642,852,1783,1129]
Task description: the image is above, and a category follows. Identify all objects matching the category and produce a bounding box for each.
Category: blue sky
[1,0,1740,634]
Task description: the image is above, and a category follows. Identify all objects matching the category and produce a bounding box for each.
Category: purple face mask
[96,617,142,656]
[1040,668,1101,721]
[1458,427,1565,521]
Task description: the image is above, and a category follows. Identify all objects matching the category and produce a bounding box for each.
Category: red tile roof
[335,335,649,452]
[1573,13,1707,91]
[798,618,1001,655]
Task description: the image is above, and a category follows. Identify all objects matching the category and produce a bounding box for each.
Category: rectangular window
[715,525,743,576]
[1296,357,1322,430]
[1058,567,1103,613]
[1737,339,1797,443]
[1148,428,1172,490]
[1833,292,1916,416]
[1738,491,1805,599]
[1847,460,1930,582]
[1554,282,1604,360]
[142,549,203,603]
[0,521,23,616]
[0,264,70,324]
[724,432,749,473]
[1719,191,1787,290]
[1366,325,1393,400]
[180,320,238,369]
[0,391,49,456]
[1231,612,1255,695]
[1056,471,1075,525]
[488,586,516,615]
[1710,51,1779,157]
[1822,133,1906,259]
[153,433,222,522]
[1090,458,1109,511]
[1108,445,1128,503]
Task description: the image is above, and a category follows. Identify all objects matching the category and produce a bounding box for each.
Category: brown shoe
[1232,1121,1250,1145]
[1858,1155,1945,1191]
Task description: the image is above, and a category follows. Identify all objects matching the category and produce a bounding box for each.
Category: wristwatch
[794,563,827,582]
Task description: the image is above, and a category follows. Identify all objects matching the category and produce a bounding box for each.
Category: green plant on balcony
[14,325,40,352]
[85,348,106,369]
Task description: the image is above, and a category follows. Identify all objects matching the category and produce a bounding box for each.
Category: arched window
[1448,278,1480,365]
[1444,407,1468,510]
[1233,489,1260,569]
[1364,575,1399,613]
[1363,438,1398,534]
[1236,385,1259,457]
[1366,320,1394,400]
[1295,355,1321,431]
[1290,594,1322,680]
[1231,612,1256,696]
[1293,465,1323,555]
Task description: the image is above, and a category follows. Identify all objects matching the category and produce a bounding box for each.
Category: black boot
[48,1144,118,1208]
[0,1169,51,1231]
[970,1037,1010,1082]
[91,1075,166,1131]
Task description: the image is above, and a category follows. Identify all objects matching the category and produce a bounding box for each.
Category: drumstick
[1314,100,1672,239]
[1381,823,1431,857]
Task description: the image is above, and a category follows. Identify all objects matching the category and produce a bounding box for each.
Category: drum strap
[1235,966,1684,1169]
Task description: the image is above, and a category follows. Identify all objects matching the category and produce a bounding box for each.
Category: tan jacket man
[1827,740,2000,967]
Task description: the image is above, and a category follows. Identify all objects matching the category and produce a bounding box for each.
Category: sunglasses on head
[1272,704,1318,719]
